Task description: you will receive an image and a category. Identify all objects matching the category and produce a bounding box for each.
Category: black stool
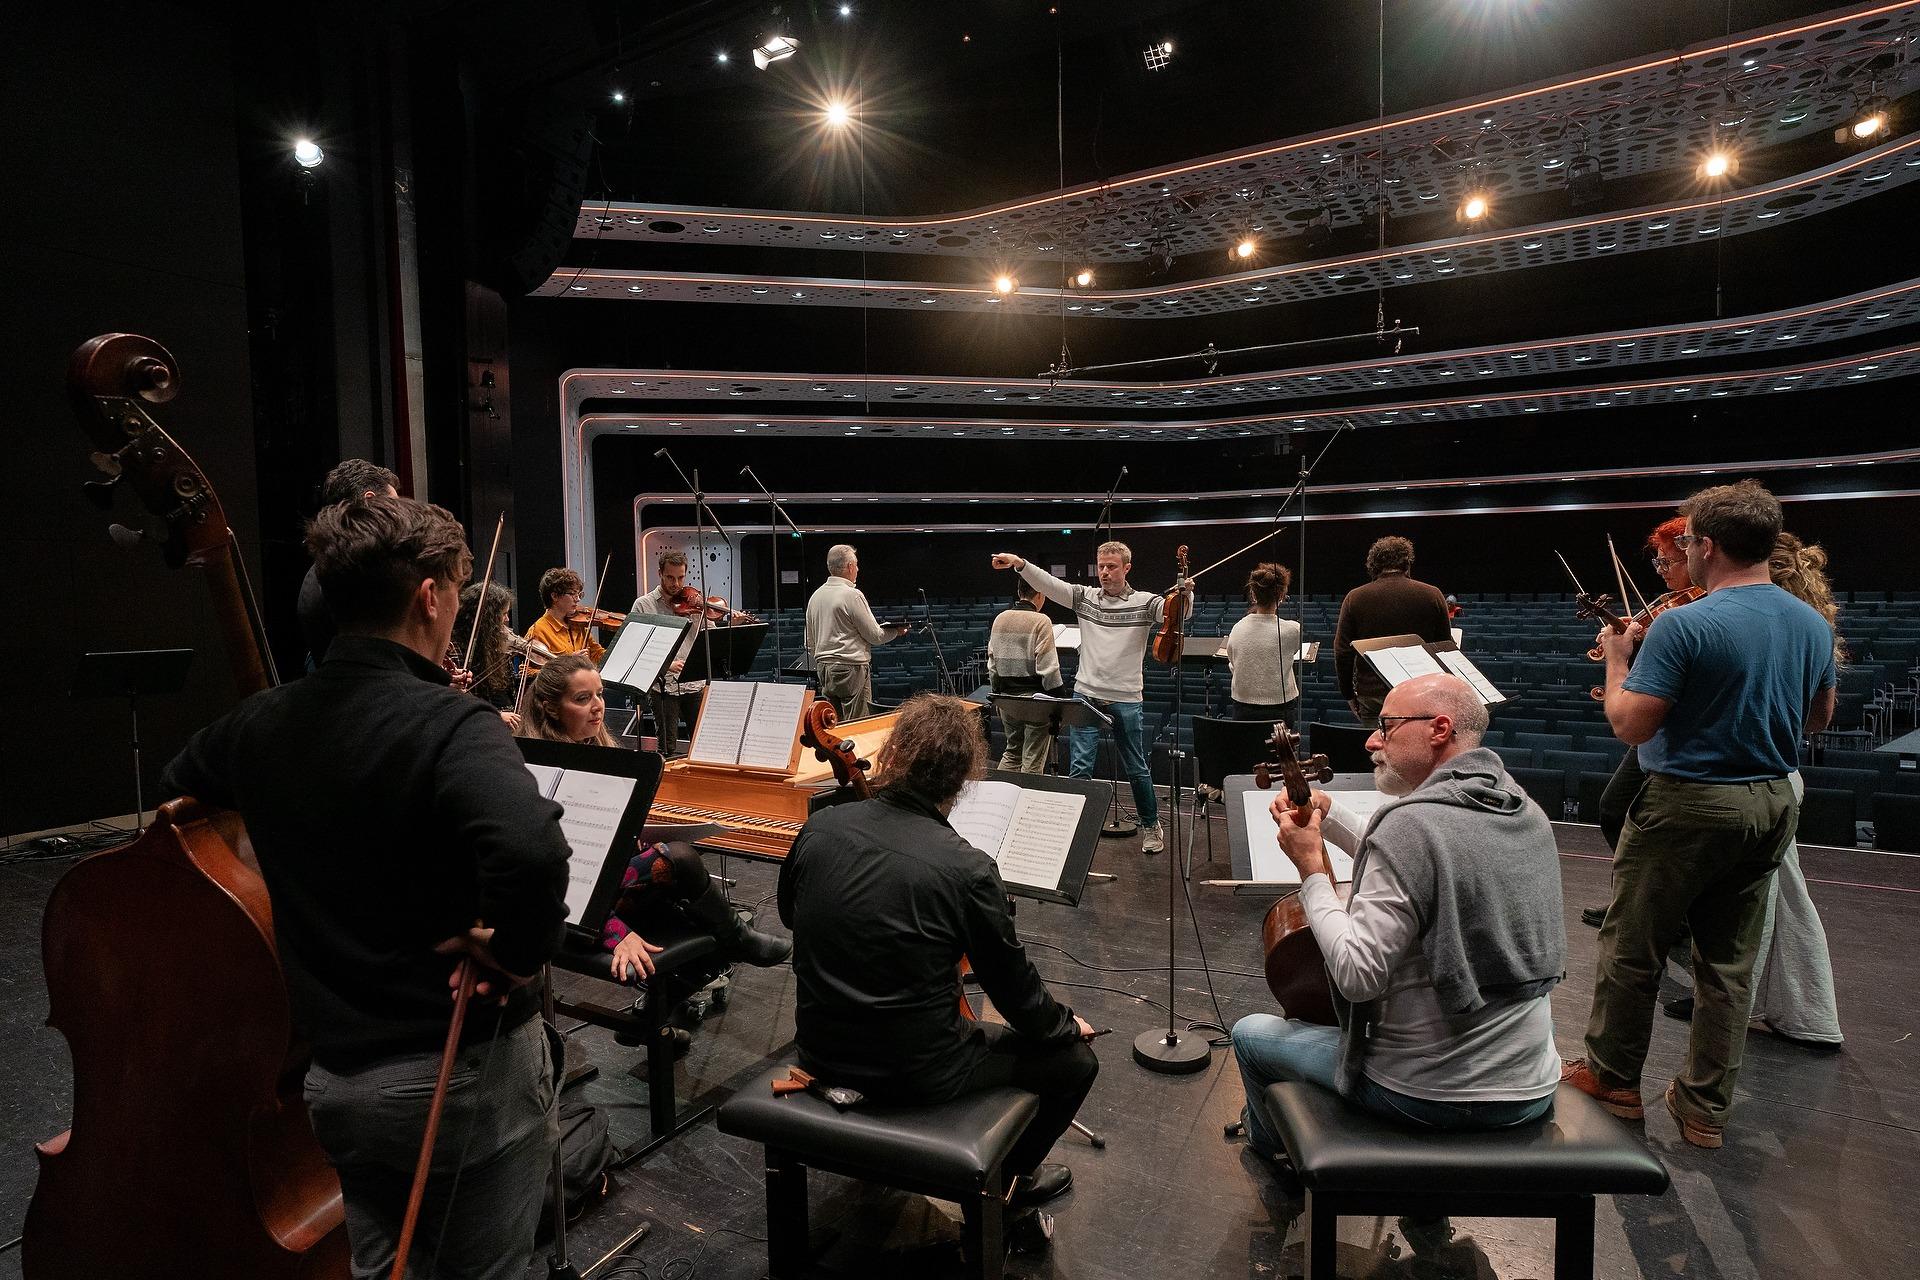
[551,924,724,1163]
[1262,1081,1669,1279]
[719,1062,1041,1280]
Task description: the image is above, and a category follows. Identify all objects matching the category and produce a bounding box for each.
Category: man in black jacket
[779,694,1098,1233]
[165,494,572,1280]
[1333,536,1454,725]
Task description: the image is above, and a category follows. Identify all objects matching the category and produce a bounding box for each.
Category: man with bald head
[1231,674,1565,1167]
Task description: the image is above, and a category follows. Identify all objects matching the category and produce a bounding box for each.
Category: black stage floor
[3,813,1916,1279]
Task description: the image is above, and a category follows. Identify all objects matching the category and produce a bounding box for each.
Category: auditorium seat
[1794,788,1858,848]
[1494,745,1538,772]
[1509,766,1568,819]
[1542,750,1613,792]
[1575,772,1613,825]
[1513,731,1575,756]
[1874,794,1920,852]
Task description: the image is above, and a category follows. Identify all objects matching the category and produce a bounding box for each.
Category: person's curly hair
[454,581,514,700]
[1770,532,1847,669]
[1645,515,1687,557]
[874,693,987,807]
[1365,536,1414,578]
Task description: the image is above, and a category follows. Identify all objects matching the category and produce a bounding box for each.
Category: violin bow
[580,552,613,638]
[461,513,506,668]
[389,959,477,1280]
[1553,550,1592,599]
[1611,534,1654,615]
[1605,534,1639,619]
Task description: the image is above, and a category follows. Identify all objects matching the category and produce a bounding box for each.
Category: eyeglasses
[1672,533,1705,549]
[1375,714,1439,734]
[1649,556,1675,571]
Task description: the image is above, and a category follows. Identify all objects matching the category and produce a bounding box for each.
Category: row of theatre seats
[738,591,1920,850]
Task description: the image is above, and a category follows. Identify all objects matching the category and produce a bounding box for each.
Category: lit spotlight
[1699,149,1737,180]
[838,2,852,13]
[1072,268,1094,288]
[753,33,800,69]
[1233,237,1257,261]
[1456,191,1491,224]
[824,100,851,128]
[716,50,730,64]
[610,88,625,104]
[1837,99,1890,145]
[293,138,324,169]
[993,274,1018,295]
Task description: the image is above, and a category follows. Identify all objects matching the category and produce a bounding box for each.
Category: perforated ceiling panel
[561,276,1920,413]
[573,339,1920,440]
[538,135,1920,317]
[568,3,1920,265]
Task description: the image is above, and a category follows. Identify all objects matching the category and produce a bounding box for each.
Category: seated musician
[455,580,522,730]
[778,693,1099,1231]
[516,653,790,982]
[1231,673,1564,1168]
[524,566,606,664]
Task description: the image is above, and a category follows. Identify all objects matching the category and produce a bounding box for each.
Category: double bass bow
[1251,726,1341,1025]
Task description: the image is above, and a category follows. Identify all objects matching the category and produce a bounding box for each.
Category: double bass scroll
[1251,726,1343,1027]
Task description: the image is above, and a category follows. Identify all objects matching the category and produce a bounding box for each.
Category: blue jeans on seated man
[1066,697,1157,828]
[1230,1014,1554,1158]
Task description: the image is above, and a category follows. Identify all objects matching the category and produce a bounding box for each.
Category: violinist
[516,653,791,978]
[454,581,522,731]
[162,494,571,1279]
[1231,675,1562,1184]
[992,543,1163,852]
[802,544,909,721]
[524,566,606,665]
[631,550,749,756]
[1223,562,1303,724]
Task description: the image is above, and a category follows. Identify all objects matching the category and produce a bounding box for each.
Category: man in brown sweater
[1334,536,1453,725]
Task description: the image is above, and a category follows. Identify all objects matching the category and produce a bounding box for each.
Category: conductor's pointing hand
[991,553,1024,570]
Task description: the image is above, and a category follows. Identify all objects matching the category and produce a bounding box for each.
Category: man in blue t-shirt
[1562,480,1835,1150]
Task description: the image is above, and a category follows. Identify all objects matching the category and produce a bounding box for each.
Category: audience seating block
[719,1062,1042,1280]
[1262,1081,1668,1280]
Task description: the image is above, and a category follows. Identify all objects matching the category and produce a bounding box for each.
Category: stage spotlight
[1566,153,1604,211]
[1836,98,1890,145]
[293,138,324,169]
[1072,268,1094,288]
[1232,237,1257,261]
[839,3,852,14]
[993,274,1018,294]
[716,50,730,64]
[753,34,800,69]
[1699,148,1737,180]
[610,89,625,104]
[824,100,851,128]
[1456,191,1491,224]
[1302,209,1332,255]
[1144,40,1173,72]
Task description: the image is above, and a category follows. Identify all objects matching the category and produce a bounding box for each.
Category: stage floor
[3,813,1915,1279]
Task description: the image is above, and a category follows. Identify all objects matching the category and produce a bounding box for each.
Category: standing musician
[803,544,908,720]
[162,494,570,1279]
[1333,536,1453,726]
[779,694,1099,1243]
[516,653,792,979]
[1563,480,1836,1150]
[1223,562,1303,724]
[1232,673,1563,1174]
[524,566,606,665]
[297,458,399,668]
[992,543,1165,853]
[988,577,1064,773]
[455,581,522,731]
[631,549,749,756]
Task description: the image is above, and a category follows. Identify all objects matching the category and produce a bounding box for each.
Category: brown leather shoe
[1561,1058,1644,1120]
[1665,1082,1724,1149]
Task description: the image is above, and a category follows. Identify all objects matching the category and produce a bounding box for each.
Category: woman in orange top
[522,566,606,665]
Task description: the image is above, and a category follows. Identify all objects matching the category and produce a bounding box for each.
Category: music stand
[1178,636,1227,717]
[678,622,770,683]
[71,649,194,834]
[991,693,1124,823]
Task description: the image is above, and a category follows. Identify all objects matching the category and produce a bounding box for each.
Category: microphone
[653,448,669,459]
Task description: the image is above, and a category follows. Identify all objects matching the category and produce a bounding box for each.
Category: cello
[26,335,350,1277]
[1251,726,1341,1025]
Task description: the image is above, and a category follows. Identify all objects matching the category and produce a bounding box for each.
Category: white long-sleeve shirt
[1016,561,1158,703]
[804,576,896,664]
[1296,800,1560,1102]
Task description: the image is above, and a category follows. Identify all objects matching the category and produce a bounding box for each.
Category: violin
[1583,584,1703,700]
[667,585,756,624]
[1251,725,1341,1026]
[566,605,626,631]
[1151,545,1193,665]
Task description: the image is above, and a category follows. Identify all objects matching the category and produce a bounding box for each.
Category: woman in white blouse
[1223,562,1303,723]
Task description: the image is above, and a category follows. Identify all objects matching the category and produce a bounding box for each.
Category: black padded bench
[551,923,725,1162]
[719,1062,1040,1280]
[1262,1081,1669,1279]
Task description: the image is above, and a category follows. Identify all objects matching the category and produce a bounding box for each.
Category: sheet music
[1450,627,1465,647]
[601,615,687,688]
[948,780,1020,860]
[524,763,563,800]
[1366,643,1448,687]
[1435,649,1509,705]
[1296,642,1321,663]
[995,789,1085,891]
[1242,789,1360,885]
[687,681,755,765]
[1052,624,1081,650]
[737,681,809,770]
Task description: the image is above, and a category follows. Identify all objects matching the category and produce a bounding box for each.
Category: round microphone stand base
[1131,1027,1212,1074]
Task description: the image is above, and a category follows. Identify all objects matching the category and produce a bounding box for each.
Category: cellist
[163,494,571,1280]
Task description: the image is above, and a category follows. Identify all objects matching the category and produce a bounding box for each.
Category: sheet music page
[1368,643,1447,687]
[687,681,755,765]
[1243,789,1359,885]
[737,681,809,770]
[1052,624,1081,650]
[605,618,687,689]
[548,770,639,923]
[1296,642,1321,663]
[523,763,563,799]
[947,779,1022,860]
[995,789,1086,891]
[1451,627,1465,647]
[1435,649,1508,705]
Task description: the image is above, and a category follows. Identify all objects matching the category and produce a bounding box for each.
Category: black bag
[546,1096,615,1225]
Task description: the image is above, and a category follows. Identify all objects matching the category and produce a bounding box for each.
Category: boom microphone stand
[918,587,956,695]
[1095,465,1127,546]
[741,465,804,682]
[654,449,735,699]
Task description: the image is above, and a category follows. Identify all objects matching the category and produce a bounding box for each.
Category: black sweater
[778,788,1078,1100]
[162,635,571,1069]
[1333,571,1454,703]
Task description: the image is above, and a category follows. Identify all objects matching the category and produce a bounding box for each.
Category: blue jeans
[1230,1014,1554,1156]
[1067,697,1157,827]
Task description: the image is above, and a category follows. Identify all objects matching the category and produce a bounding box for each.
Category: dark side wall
[2,6,258,835]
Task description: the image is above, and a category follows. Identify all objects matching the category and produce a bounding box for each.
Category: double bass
[26,335,349,1277]
[1251,726,1341,1026]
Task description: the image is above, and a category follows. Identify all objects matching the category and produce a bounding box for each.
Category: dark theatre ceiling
[452,0,1920,573]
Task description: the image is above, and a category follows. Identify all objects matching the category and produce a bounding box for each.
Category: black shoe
[1009,1162,1073,1209]
[1006,1208,1055,1255]
[683,891,794,967]
[1581,906,1607,928]
[1663,995,1695,1023]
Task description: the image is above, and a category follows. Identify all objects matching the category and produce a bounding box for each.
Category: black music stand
[991,694,1131,835]
[1178,636,1228,717]
[71,649,194,834]
[678,622,770,683]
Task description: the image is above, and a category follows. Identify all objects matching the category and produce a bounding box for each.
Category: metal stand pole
[542,969,583,1280]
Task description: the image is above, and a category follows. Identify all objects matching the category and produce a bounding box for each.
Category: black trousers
[1233,697,1299,725]
[649,689,703,756]
[954,1022,1098,1179]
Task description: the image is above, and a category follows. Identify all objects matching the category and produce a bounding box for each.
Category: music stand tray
[680,622,770,683]
[980,768,1110,907]
[71,649,194,701]
[515,738,664,940]
[1222,771,1378,885]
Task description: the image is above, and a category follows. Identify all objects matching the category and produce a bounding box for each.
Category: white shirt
[804,576,896,664]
